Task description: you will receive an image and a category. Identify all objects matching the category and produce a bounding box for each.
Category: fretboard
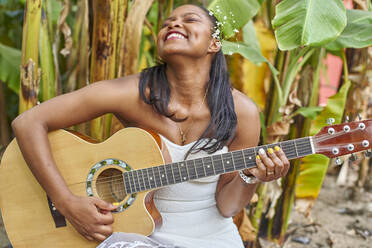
[123,137,314,194]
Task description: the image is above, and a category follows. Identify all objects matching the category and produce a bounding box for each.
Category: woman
[11,4,289,248]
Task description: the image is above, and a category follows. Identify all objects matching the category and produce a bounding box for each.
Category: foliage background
[0,0,372,247]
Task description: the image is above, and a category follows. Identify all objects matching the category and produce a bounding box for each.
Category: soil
[1,173,371,248]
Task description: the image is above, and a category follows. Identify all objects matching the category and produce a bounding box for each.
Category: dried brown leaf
[58,0,72,56]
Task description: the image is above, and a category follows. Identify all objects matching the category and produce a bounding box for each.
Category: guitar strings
[66,128,367,197]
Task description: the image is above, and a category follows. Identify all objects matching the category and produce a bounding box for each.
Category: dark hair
[139,5,237,157]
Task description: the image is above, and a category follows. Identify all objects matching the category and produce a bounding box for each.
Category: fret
[123,172,132,194]
[142,168,150,190]
[295,137,313,157]
[153,166,162,187]
[165,164,175,184]
[212,154,224,174]
[203,157,215,176]
[148,167,156,188]
[195,158,206,178]
[137,170,146,191]
[179,162,188,181]
[232,150,244,171]
[133,170,141,192]
[293,140,299,157]
[158,165,168,186]
[222,153,234,173]
[172,163,182,183]
[242,148,255,170]
[237,150,246,170]
[186,160,197,180]
[128,172,136,192]
[280,140,297,159]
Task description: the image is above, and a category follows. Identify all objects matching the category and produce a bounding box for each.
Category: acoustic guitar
[0,120,371,247]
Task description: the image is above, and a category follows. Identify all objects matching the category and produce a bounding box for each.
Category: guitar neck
[123,137,314,194]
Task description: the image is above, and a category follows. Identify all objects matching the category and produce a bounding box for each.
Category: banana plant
[19,0,41,113]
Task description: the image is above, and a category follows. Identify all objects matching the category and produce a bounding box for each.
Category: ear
[208,39,221,53]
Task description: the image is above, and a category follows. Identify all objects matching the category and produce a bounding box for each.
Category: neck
[165,56,212,105]
[123,137,315,194]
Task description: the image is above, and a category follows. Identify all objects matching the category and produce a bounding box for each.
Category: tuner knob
[365,150,372,157]
[335,157,343,166]
[358,113,363,121]
[345,115,350,122]
[326,118,335,125]
[349,154,357,162]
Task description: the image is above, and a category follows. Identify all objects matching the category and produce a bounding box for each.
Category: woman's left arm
[215,90,290,217]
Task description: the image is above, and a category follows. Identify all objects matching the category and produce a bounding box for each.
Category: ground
[263,175,372,248]
[1,174,371,248]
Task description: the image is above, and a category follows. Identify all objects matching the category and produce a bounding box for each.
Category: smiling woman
[10,3,289,248]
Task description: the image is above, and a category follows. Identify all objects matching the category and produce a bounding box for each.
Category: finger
[92,197,117,211]
[267,148,284,176]
[248,167,260,178]
[255,154,267,175]
[274,146,290,176]
[84,235,94,241]
[257,148,275,175]
[92,232,108,242]
[94,224,113,237]
[96,211,114,225]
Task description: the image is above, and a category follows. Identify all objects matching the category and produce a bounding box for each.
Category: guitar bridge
[47,195,66,228]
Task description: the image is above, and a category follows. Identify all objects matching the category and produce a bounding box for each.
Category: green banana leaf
[272,0,347,51]
[296,79,351,199]
[326,9,372,51]
[221,39,278,76]
[208,0,262,38]
[0,43,20,94]
[290,106,323,120]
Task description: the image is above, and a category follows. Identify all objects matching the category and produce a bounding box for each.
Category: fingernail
[258,148,265,155]
[256,155,260,160]
[275,146,280,151]
[268,148,274,154]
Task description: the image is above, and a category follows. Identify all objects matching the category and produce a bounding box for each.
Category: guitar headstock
[313,119,372,158]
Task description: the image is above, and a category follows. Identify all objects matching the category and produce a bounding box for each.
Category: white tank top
[150,135,244,248]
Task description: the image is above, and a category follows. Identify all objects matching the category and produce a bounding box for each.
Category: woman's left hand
[245,146,290,182]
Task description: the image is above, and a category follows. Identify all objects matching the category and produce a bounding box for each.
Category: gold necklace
[174,87,209,146]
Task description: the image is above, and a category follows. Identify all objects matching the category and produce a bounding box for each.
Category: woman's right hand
[55,194,118,242]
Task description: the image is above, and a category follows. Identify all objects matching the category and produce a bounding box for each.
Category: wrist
[52,191,75,213]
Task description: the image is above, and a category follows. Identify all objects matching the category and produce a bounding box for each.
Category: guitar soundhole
[96,168,126,203]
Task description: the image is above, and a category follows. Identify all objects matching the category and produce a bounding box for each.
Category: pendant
[180,130,186,145]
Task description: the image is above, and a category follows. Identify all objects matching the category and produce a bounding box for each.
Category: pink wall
[318,0,353,106]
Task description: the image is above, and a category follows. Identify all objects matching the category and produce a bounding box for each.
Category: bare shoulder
[93,74,140,95]
[229,89,260,151]
[232,89,259,120]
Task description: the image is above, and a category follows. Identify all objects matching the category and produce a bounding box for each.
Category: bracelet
[238,170,259,184]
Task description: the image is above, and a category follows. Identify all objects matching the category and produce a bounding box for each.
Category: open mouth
[165,31,187,41]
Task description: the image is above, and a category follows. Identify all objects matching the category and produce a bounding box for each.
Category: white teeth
[166,33,186,40]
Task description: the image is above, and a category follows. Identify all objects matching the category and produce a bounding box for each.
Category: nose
[168,18,182,29]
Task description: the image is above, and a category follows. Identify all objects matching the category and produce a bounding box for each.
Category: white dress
[98,136,244,248]
[150,135,244,248]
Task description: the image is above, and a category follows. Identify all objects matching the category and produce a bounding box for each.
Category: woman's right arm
[11,76,141,242]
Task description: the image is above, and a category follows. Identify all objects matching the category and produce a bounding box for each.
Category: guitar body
[0,128,164,247]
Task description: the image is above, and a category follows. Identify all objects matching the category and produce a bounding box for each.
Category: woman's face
[157,5,217,61]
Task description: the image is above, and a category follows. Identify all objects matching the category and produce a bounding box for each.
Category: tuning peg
[335,157,343,166]
[358,113,363,121]
[326,118,335,125]
[345,116,350,122]
[365,150,372,157]
[349,154,358,162]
